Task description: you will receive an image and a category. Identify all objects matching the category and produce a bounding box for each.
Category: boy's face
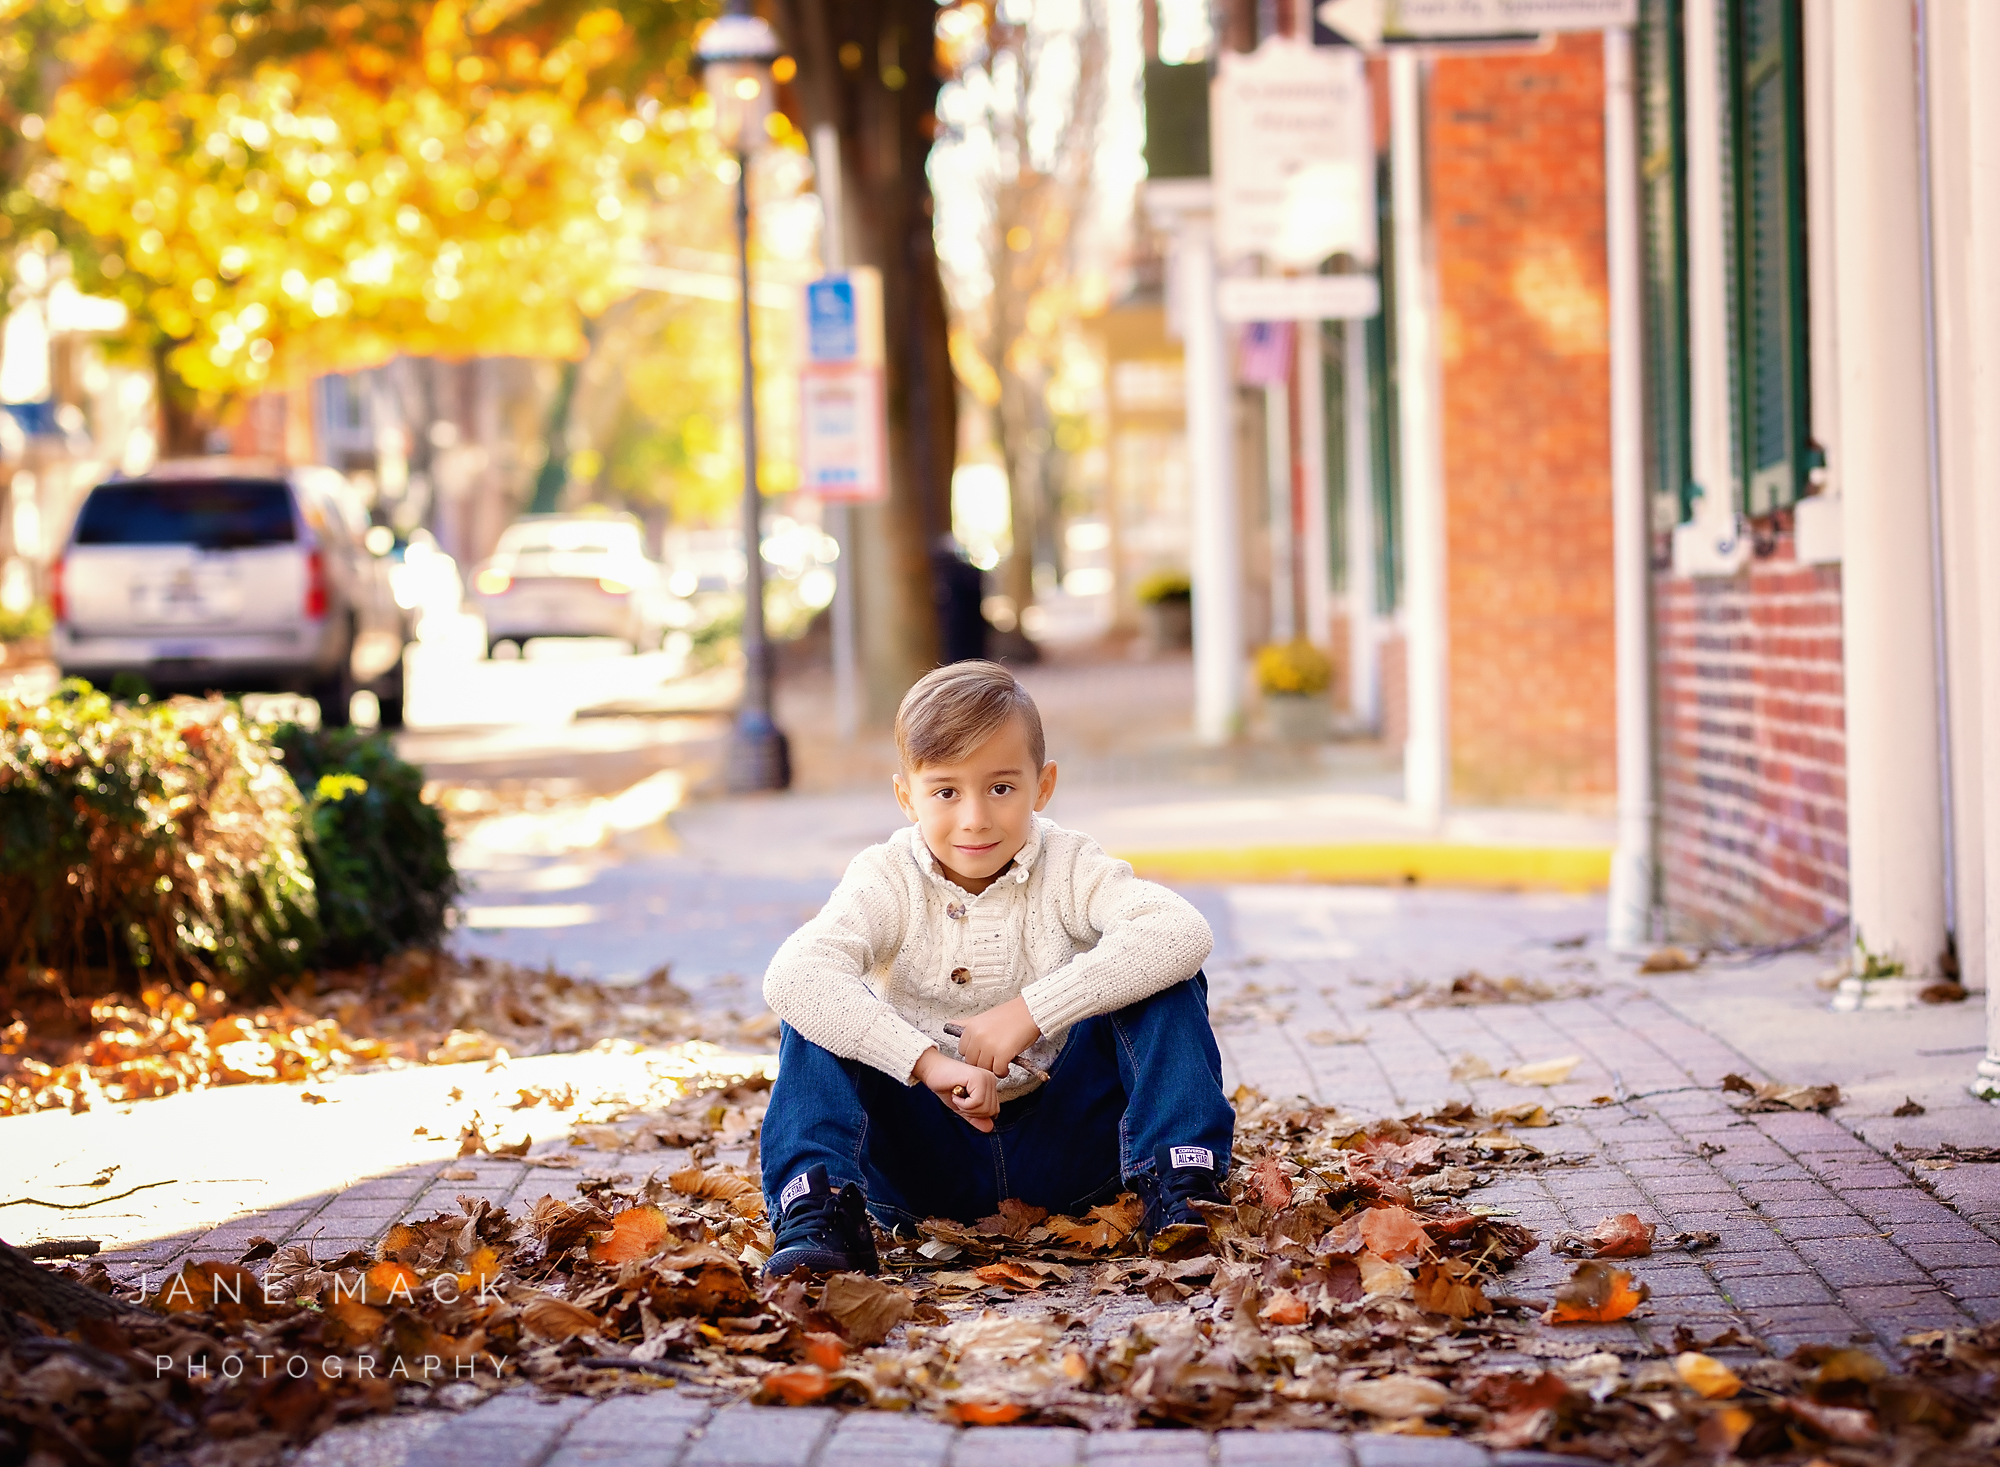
[893,715,1058,893]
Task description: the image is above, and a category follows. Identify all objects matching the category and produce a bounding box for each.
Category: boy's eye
[932,788,956,800]
[990,783,1014,796]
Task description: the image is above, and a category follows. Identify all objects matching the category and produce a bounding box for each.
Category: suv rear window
[75,480,297,549]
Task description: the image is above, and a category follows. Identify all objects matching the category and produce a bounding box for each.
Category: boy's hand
[955,996,1042,1078]
[913,1048,1000,1132]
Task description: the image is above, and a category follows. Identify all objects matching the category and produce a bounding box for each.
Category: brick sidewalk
[37,887,2000,1465]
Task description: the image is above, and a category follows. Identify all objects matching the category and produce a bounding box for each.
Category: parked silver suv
[50,459,406,725]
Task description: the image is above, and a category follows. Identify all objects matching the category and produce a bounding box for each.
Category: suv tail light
[49,557,65,623]
[304,550,327,618]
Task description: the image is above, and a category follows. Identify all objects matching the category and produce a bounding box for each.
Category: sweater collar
[907,816,1047,898]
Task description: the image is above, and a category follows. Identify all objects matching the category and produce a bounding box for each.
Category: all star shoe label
[779,1171,814,1209]
[1169,1146,1215,1170]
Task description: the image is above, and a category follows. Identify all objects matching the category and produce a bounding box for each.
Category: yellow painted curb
[1115,843,1613,892]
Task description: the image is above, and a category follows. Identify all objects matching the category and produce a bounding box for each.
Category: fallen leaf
[949,1400,1026,1425]
[456,1245,503,1291]
[1782,1397,1879,1444]
[972,1198,1048,1240]
[490,1134,532,1158]
[1357,1253,1413,1298]
[1696,1405,1754,1456]
[1412,1259,1491,1318]
[456,1121,486,1157]
[322,1297,388,1345]
[1305,1028,1368,1045]
[1557,1213,1656,1259]
[759,1365,836,1405]
[237,1237,277,1263]
[590,1205,672,1265]
[1450,1053,1496,1082]
[1720,1073,1842,1112]
[440,1166,478,1181]
[801,1332,847,1370]
[669,1165,764,1216]
[1673,1352,1742,1398]
[1259,1287,1309,1325]
[1047,1195,1143,1251]
[1483,1101,1551,1127]
[361,1260,423,1305]
[300,1091,327,1104]
[973,1259,1069,1292]
[1340,1373,1454,1419]
[819,1272,914,1345]
[1665,1229,1720,1252]
[1474,1371,1569,1448]
[1545,1261,1649,1324]
[1359,1205,1429,1262]
[520,1291,600,1341]
[1639,946,1698,973]
[1499,1055,1581,1087]
[1246,1157,1293,1211]
[1892,1096,1926,1117]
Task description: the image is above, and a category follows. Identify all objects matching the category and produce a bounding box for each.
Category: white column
[1390,50,1447,823]
[811,123,860,740]
[1829,3,1948,976]
[1343,320,1379,728]
[1265,380,1294,643]
[1604,27,1654,951]
[1679,0,1738,551]
[1297,323,1333,652]
[1181,215,1245,744]
[1963,0,2000,1097]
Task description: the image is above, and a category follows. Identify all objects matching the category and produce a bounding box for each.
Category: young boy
[759,660,1234,1276]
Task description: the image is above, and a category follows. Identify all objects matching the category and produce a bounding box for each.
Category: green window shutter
[1638,0,1694,528]
[1368,154,1401,614]
[1730,0,1811,516]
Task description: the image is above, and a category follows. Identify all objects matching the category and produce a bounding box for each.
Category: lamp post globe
[698,1,790,793]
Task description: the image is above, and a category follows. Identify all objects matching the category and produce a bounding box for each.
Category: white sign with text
[1211,39,1374,269]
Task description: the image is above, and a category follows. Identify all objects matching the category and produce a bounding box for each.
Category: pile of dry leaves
[0,952,713,1117]
[6,1082,1998,1465]
[1373,972,1600,1010]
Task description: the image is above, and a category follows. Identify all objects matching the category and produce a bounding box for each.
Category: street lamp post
[698,0,790,792]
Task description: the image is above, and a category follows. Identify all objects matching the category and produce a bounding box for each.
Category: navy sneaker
[1137,1144,1228,1244]
[764,1164,880,1278]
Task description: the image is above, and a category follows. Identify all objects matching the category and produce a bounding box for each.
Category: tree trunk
[153,338,215,458]
[0,1237,138,1342]
[775,0,953,717]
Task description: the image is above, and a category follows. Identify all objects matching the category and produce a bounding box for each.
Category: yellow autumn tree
[40,0,718,438]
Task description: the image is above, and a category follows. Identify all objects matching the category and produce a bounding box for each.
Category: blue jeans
[759,973,1234,1228]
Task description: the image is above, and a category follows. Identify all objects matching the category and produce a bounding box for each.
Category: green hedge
[0,682,455,993]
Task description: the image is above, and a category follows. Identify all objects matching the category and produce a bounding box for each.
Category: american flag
[1237,320,1295,386]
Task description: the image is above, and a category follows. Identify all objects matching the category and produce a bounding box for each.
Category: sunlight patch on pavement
[453,768,688,863]
[1225,884,1387,960]
[459,902,603,929]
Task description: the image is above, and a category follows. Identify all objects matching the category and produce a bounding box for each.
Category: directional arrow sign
[1318,0,1634,47]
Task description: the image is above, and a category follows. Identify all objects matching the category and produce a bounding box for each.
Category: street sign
[1217,273,1381,323]
[798,363,885,502]
[1317,0,1635,48]
[1211,39,1374,269]
[801,268,885,365]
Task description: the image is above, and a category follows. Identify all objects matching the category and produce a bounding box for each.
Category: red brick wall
[1431,38,1618,806]
[1654,541,1848,944]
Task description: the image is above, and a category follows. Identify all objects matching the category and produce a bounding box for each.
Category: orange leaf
[1544,1260,1649,1324]
[972,1259,1060,1292]
[761,1366,836,1405]
[1046,1195,1143,1251]
[801,1332,847,1370]
[147,1261,262,1315]
[363,1260,423,1306]
[1695,1405,1754,1456]
[591,1205,672,1265]
[1259,1287,1310,1325]
[1247,1157,1293,1211]
[324,1297,388,1345]
[456,1245,503,1293]
[1413,1259,1491,1319]
[1358,1205,1429,1263]
[1582,1213,1655,1259]
[1673,1351,1742,1399]
[950,1400,1026,1425]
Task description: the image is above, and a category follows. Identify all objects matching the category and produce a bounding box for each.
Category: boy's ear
[893,770,919,822]
[1034,760,1058,812]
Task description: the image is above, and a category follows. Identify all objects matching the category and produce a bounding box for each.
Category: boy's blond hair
[895,661,1046,771]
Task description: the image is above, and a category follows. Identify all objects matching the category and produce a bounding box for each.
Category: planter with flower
[1255,639,1333,743]
[1134,569,1193,652]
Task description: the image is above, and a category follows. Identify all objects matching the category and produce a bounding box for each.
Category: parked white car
[50,459,406,724]
[469,514,687,655]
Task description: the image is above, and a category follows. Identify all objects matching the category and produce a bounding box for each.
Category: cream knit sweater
[762,816,1214,1096]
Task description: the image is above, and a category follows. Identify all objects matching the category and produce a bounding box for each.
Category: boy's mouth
[954,840,1002,858]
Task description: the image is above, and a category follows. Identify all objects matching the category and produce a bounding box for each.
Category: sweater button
[946,903,967,921]
[949,967,970,984]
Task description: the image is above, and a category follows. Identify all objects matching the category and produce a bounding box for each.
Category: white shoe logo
[779,1171,813,1209]
[1169,1146,1215,1170]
